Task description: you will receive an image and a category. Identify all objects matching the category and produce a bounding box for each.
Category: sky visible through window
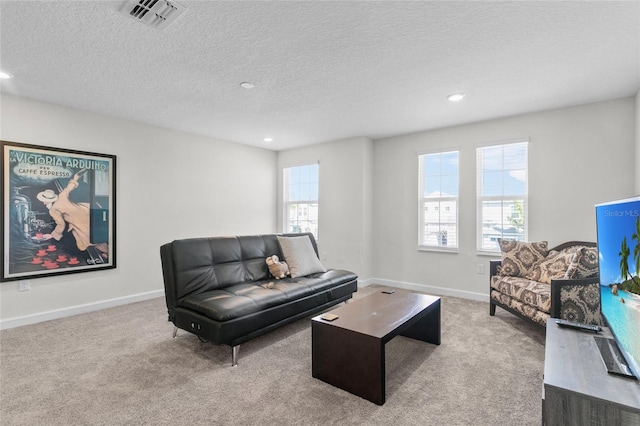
[423,151,458,197]
[480,143,527,197]
[288,164,318,201]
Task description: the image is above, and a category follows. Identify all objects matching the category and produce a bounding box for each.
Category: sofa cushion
[490,275,551,313]
[278,235,327,278]
[170,236,274,300]
[180,284,290,321]
[497,239,549,277]
[179,270,357,321]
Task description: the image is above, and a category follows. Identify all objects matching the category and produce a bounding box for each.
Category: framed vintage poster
[2,141,116,282]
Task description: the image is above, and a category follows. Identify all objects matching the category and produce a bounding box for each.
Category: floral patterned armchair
[489,240,602,327]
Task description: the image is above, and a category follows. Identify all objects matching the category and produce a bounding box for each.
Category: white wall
[277,137,374,280]
[2,94,636,326]
[636,90,640,193]
[1,94,277,327]
[372,97,637,299]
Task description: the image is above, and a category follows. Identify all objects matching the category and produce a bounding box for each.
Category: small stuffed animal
[266,255,290,279]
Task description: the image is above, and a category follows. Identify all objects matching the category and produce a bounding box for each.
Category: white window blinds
[283,163,319,239]
[476,141,528,252]
[418,150,459,250]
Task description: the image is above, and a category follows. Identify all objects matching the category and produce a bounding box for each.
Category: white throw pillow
[277,236,326,278]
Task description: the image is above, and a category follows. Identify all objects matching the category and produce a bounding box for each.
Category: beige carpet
[0,285,545,425]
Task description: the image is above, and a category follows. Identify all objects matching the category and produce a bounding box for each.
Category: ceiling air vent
[120,0,186,30]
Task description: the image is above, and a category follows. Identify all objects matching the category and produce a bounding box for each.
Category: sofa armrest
[160,242,177,322]
[550,276,602,325]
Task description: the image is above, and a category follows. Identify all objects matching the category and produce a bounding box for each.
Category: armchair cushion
[525,248,577,284]
[490,275,551,312]
[490,290,550,326]
[566,246,599,279]
[497,239,549,277]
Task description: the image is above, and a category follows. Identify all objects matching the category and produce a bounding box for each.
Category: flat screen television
[595,196,640,379]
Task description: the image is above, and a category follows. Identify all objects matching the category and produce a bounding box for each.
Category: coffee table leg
[312,322,386,405]
[400,299,441,345]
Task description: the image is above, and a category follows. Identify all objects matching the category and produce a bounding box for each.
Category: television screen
[595,196,640,379]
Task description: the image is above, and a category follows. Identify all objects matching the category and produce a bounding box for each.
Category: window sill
[418,246,459,254]
[477,250,501,257]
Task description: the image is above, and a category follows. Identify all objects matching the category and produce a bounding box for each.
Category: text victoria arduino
[9,152,109,171]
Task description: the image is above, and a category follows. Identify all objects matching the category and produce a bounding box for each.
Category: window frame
[282,162,319,240]
[476,139,529,255]
[418,149,460,253]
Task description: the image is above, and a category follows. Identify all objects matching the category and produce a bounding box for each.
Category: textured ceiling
[1,1,639,151]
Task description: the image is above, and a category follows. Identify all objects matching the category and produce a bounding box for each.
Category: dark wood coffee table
[311,288,441,405]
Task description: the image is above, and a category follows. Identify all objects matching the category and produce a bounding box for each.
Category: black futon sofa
[160,233,358,365]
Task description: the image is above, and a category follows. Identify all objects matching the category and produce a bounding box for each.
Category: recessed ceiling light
[240,82,255,89]
[263,137,273,143]
[447,93,465,102]
[0,71,12,79]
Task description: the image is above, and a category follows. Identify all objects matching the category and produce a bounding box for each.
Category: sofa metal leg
[231,345,240,367]
[173,326,178,338]
[490,302,496,316]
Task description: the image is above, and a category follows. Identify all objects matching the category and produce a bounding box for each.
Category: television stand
[543,321,640,426]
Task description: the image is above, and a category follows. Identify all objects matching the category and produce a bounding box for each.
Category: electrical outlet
[477,264,485,274]
[19,280,31,291]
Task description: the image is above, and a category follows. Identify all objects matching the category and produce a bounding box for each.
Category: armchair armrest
[489,260,502,279]
[550,276,602,325]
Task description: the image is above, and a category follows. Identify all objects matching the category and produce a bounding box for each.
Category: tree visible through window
[476,141,528,252]
[418,150,459,250]
[283,164,319,239]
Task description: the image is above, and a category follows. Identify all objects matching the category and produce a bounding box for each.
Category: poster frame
[1,140,117,282]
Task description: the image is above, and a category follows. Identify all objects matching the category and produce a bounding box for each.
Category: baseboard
[0,290,164,330]
[3,279,486,330]
[357,278,377,288]
[359,277,489,303]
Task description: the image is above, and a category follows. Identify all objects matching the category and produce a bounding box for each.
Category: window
[418,150,459,250]
[283,163,319,239]
[476,140,528,252]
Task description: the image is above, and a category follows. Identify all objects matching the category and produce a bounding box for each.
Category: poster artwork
[2,141,116,281]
